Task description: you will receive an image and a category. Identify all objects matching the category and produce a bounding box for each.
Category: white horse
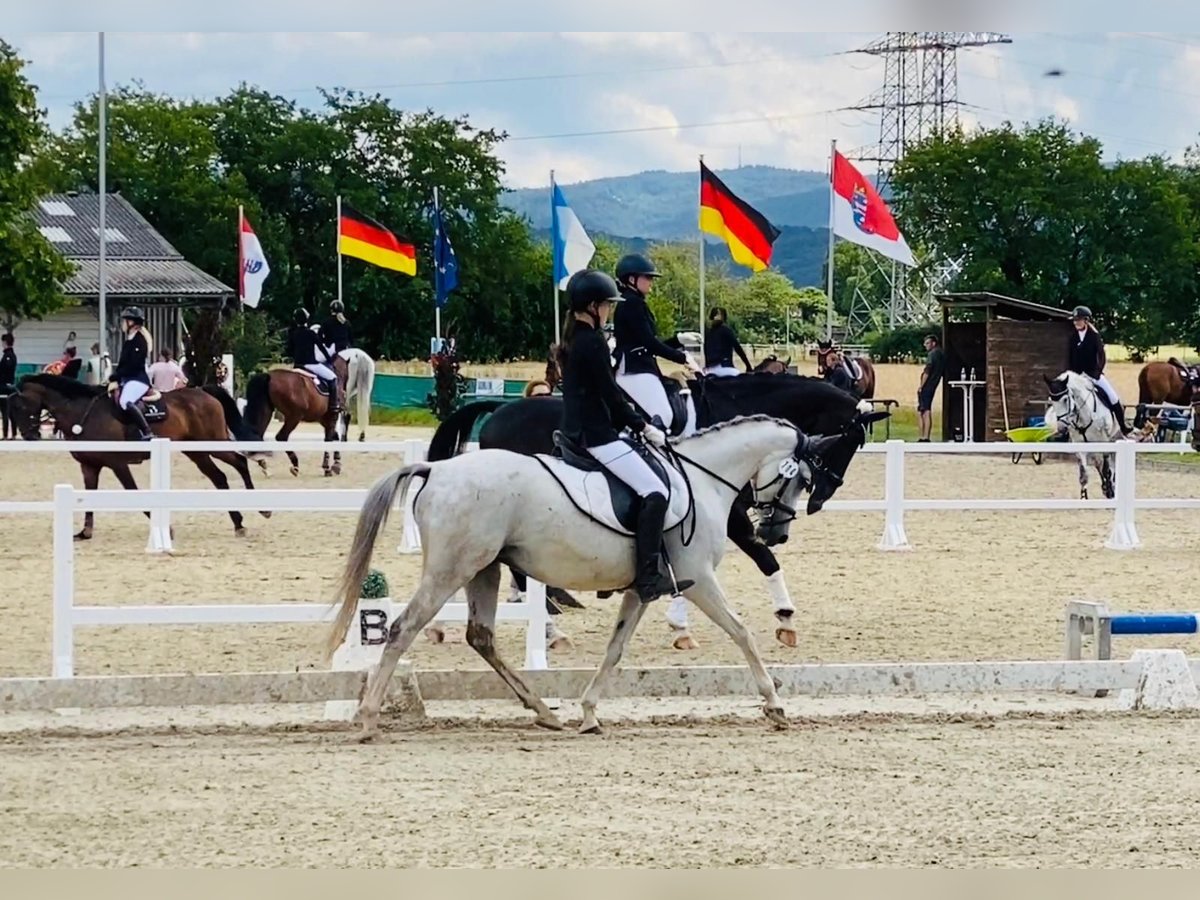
[1043,370,1127,500]
[338,348,376,442]
[327,415,863,739]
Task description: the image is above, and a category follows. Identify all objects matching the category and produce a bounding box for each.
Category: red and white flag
[239,213,271,307]
[830,149,916,267]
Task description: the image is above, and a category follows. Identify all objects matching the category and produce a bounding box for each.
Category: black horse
[427,373,885,648]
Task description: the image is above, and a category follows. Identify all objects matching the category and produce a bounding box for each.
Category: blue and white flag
[432,195,458,309]
[551,182,595,290]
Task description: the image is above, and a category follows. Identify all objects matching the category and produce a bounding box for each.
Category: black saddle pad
[141,399,168,422]
[551,430,670,533]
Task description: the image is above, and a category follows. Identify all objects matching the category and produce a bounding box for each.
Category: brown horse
[1137,359,1198,408]
[8,373,268,540]
[815,344,876,399]
[244,367,343,477]
[752,355,791,375]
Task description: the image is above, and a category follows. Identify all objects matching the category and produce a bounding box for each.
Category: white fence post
[398,439,426,554]
[1105,440,1141,551]
[146,438,173,554]
[525,579,549,670]
[878,439,910,551]
[52,484,76,679]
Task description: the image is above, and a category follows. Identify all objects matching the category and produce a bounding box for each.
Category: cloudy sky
[7,31,1200,189]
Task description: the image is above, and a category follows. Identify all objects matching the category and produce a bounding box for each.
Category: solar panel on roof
[39,226,73,243]
[39,200,76,217]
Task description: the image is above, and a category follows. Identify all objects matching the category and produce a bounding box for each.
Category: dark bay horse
[815,342,876,399]
[244,368,343,477]
[8,374,268,540]
[427,373,885,648]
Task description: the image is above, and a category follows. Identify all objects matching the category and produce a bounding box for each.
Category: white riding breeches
[704,365,741,378]
[304,363,336,381]
[117,381,149,409]
[615,366,673,429]
[586,440,666,499]
[1092,373,1120,405]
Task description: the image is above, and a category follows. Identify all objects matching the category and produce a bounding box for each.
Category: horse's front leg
[1078,452,1090,500]
[74,461,102,541]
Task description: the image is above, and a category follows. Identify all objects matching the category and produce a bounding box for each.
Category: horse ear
[1042,373,1054,387]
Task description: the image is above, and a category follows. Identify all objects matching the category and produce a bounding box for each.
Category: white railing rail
[49,482,549,680]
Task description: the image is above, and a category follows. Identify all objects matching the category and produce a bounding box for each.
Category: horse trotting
[8,373,269,540]
[326,416,856,739]
[1044,371,1129,500]
[245,368,344,477]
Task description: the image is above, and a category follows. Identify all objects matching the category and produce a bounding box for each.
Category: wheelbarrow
[1005,425,1055,465]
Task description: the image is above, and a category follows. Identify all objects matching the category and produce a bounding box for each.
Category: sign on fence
[473,377,505,396]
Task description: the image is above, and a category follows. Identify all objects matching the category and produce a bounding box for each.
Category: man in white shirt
[82,342,110,386]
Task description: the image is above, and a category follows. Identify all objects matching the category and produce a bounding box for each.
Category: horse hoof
[548,635,573,651]
[424,626,445,644]
[672,633,699,651]
[579,720,602,735]
[775,626,798,649]
[332,465,342,476]
[235,527,247,538]
[323,469,334,478]
[358,433,366,442]
[764,706,789,729]
[73,530,91,542]
[289,466,299,477]
[255,460,269,474]
[535,714,564,732]
[260,511,272,519]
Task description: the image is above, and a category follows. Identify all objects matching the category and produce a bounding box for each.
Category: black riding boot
[1104,395,1132,435]
[634,493,693,603]
[126,403,153,440]
[325,378,341,415]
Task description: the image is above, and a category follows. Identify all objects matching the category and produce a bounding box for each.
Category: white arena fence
[48,481,549,695]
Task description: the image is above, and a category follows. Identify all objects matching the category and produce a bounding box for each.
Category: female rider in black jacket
[108,306,154,440]
[559,269,693,603]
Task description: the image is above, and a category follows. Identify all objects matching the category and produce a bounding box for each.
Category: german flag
[698,161,780,272]
[338,203,416,275]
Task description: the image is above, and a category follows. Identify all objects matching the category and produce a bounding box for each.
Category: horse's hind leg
[580,589,648,734]
[215,450,270,520]
[683,573,787,729]
[1100,454,1115,500]
[357,576,464,739]
[184,451,245,536]
[276,418,300,475]
[464,561,563,731]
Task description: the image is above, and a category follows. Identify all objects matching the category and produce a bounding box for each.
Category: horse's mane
[678,412,795,441]
[19,373,107,399]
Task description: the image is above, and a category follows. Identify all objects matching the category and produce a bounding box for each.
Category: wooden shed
[936,292,1075,442]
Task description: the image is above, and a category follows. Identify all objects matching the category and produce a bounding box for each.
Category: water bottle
[969,367,976,382]
[960,367,966,382]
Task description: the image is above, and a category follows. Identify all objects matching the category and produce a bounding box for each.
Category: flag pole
[237,204,244,311]
[551,169,560,347]
[825,139,836,342]
[97,32,108,362]
[698,155,706,363]
[433,186,442,342]
[336,194,343,310]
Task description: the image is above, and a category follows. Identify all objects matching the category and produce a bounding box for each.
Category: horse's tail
[426,399,504,461]
[202,384,272,460]
[1137,365,1154,404]
[349,351,375,439]
[244,372,274,439]
[325,463,430,660]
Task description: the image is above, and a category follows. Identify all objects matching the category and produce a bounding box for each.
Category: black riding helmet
[330,300,345,315]
[568,270,623,312]
[1072,305,1092,320]
[119,306,145,325]
[615,253,660,285]
[294,307,310,326]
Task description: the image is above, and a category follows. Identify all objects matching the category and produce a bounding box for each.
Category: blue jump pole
[1110,614,1199,636]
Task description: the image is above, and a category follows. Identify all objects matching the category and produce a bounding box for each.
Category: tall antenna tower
[837,32,1011,339]
[851,32,1011,197]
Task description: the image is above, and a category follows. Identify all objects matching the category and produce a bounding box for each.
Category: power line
[507,107,856,141]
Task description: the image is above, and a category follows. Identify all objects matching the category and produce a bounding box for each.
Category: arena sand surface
[2,423,1200,867]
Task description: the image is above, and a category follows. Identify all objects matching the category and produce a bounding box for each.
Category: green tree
[725,270,821,344]
[891,119,1199,352]
[0,40,72,324]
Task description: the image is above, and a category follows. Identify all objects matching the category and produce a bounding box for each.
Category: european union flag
[432,197,459,308]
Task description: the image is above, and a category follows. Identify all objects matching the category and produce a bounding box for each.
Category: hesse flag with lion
[830,149,916,267]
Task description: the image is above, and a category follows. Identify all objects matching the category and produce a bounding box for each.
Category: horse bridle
[1049,382,1097,438]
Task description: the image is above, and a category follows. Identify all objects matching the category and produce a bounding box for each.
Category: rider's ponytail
[556,312,576,372]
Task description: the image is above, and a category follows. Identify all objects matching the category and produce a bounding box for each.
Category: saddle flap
[140,399,168,422]
[539,436,690,536]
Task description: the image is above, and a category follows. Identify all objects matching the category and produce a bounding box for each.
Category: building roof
[936,291,1074,322]
[31,192,234,301]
